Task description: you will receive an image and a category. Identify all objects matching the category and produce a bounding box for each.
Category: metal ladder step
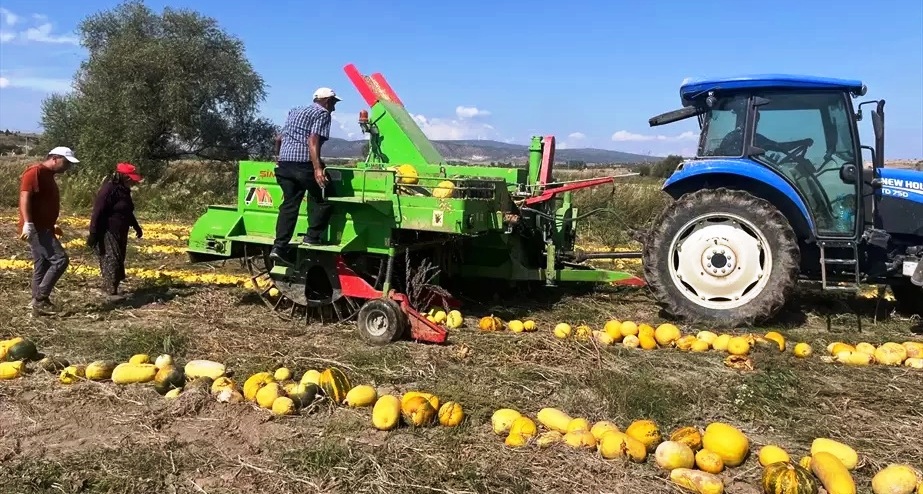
[819,240,860,292]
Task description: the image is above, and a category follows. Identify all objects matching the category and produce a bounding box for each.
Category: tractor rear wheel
[643,188,800,327]
[356,298,408,345]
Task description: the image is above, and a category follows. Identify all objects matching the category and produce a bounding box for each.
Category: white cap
[313,87,341,101]
[48,146,80,163]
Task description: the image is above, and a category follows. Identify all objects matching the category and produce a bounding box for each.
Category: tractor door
[749,91,860,238]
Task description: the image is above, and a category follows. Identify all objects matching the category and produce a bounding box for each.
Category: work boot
[912,259,923,287]
[31,298,58,317]
[269,247,293,266]
[301,235,328,246]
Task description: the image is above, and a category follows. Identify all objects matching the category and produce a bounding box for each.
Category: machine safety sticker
[432,210,444,227]
[245,186,273,208]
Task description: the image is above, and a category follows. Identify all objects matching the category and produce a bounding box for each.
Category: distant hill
[322,138,661,164]
[1,131,657,164]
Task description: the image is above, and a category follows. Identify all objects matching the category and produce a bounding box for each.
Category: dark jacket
[89,177,139,238]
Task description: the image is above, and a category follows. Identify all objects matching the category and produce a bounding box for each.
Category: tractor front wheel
[643,188,800,327]
[356,298,408,345]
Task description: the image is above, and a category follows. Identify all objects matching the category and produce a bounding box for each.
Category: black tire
[356,298,408,345]
[890,283,923,317]
[642,188,801,327]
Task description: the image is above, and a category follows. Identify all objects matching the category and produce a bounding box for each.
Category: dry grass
[1,159,922,493]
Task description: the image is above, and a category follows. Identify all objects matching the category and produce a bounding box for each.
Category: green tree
[38,0,276,179]
[650,154,684,178]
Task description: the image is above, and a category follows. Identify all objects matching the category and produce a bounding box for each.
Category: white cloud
[612,130,699,142]
[0,76,73,92]
[330,112,360,140]
[558,131,587,149]
[23,23,78,44]
[0,31,13,43]
[412,113,497,141]
[0,7,18,26]
[455,105,490,118]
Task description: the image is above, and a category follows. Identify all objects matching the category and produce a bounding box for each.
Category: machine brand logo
[245,186,273,207]
[881,177,923,192]
[259,170,275,179]
[432,210,444,227]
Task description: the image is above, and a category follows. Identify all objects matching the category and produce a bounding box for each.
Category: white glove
[19,222,36,241]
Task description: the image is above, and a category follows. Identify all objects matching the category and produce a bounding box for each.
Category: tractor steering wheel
[775,139,814,168]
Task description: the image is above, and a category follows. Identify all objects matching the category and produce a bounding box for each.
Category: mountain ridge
[321,138,663,164]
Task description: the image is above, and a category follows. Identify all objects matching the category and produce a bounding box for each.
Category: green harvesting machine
[186,63,644,345]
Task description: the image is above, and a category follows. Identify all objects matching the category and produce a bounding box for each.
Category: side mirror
[839,163,857,184]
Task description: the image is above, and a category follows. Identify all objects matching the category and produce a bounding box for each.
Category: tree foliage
[638,154,684,179]
[38,1,276,179]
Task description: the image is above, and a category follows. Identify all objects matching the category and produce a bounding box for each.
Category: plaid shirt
[278,103,331,163]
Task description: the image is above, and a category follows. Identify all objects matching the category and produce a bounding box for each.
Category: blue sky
[1,0,921,158]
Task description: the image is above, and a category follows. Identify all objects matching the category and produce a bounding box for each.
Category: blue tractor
[642,75,923,327]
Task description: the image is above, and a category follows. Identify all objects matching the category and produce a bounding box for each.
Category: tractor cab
[650,75,877,241]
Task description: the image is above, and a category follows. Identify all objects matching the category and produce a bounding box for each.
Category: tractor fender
[662,158,816,239]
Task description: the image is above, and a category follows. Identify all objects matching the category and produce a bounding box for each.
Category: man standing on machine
[270,87,340,265]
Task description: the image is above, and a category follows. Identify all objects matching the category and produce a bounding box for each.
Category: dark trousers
[28,228,69,301]
[273,161,333,250]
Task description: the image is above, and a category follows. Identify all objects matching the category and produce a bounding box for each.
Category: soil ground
[1,209,921,494]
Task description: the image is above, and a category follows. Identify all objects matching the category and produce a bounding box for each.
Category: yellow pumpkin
[871,464,921,494]
[726,336,751,355]
[670,426,703,451]
[690,339,711,352]
[566,417,590,433]
[508,320,525,333]
[694,449,724,474]
[874,342,907,366]
[793,342,813,358]
[273,367,292,381]
[902,341,923,359]
[619,321,639,336]
[810,438,858,471]
[654,441,695,470]
[811,451,856,494]
[590,421,620,441]
[696,331,718,344]
[553,323,572,339]
[603,320,622,340]
[625,419,662,452]
[669,468,725,494]
[445,310,464,329]
[401,395,436,427]
[492,408,522,435]
[343,384,378,407]
[638,331,658,350]
[505,432,529,448]
[764,331,786,351]
[597,430,647,462]
[712,334,731,351]
[244,372,275,401]
[701,422,749,467]
[256,382,283,409]
[563,430,596,450]
[758,445,791,467]
[510,416,538,438]
[536,407,572,433]
[622,335,640,348]
[437,402,464,427]
[522,320,537,332]
[271,396,296,415]
[432,180,454,198]
[371,395,401,431]
[676,335,699,351]
[478,315,503,332]
[654,323,681,346]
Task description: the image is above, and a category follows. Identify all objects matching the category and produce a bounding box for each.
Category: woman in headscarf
[87,162,143,297]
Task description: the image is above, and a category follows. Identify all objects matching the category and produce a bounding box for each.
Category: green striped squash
[319,367,352,404]
[761,461,818,494]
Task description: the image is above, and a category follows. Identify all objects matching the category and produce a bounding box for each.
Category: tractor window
[698,95,749,157]
[752,91,858,236]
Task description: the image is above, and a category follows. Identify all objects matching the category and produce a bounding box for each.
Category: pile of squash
[370,390,465,431]
[425,307,465,329]
[491,406,923,494]
[477,315,537,333]
[821,340,923,368]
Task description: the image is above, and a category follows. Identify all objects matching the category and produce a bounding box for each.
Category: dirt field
[1,208,921,494]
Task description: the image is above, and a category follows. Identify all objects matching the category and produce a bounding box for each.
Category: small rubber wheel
[356,299,408,345]
[643,187,801,327]
[890,283,923,317]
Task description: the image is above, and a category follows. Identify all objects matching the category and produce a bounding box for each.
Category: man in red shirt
[19,146,80,316]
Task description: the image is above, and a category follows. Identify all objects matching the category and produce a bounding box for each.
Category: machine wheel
[890,283,923,317]
[356,298,408,345]
[643,187,801,327]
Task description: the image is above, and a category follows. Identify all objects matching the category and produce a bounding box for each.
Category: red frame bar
[539,135,556,185]
[523,176,615,206]
[343,63,378,107]
[370,73,403,106]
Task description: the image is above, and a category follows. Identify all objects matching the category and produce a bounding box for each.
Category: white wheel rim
[366,310,390,337]
[668,213,772,310]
